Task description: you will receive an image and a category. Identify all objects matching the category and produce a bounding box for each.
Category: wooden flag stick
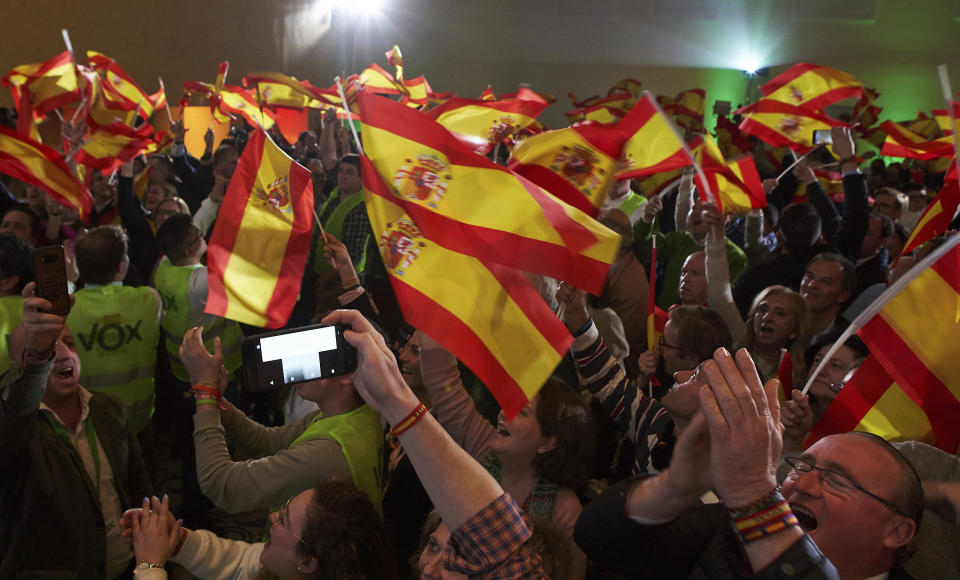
[313,209,336,269]
[158,77,174,124]
[335,76,364,156]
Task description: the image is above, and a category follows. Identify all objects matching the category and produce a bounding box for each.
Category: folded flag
[205,129,313,328]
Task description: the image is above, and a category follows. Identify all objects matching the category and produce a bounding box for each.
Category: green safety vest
[620,191,647,219]
[288,403,385,513]
[0,295,24,372]
[66,285,161,433]
[313,188,371,275]
[153,258,244,382]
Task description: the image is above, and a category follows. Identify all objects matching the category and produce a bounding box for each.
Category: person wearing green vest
[153,214,243,383]
[66,226,162,434]
[0,233,32,373]
[180,325,385,515]
[604,178,649,226]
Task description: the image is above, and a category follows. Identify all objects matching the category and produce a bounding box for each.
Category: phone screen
[243,324,357,391]
[813,130,833,145]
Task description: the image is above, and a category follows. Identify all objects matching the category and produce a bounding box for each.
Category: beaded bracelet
[728,491,798,544]
[386,403,428,443]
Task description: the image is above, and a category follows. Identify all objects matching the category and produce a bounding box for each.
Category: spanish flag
[565,105,625,125]
[852,87,882,130]
[879,120,955,160]
[808,236,960,452]
[219,85,276,130]
[609,78,642,98]
[100,62,163,121]
[737,99,845,153]
[616,94,694,180]
[898,180,960,258]
[205,129,313,328]
[760,63,863,112]
[0,126,92,219]
[73,120,156,172]
[692,134,766,214]
[362,156,572,419]
[425,88,549,154]
[662,89,706,133]
[359,92,618,296]
[646,238,668,353]
[508,124,623,217]
[210,61,230,122]
[244,71,338,109]
[2,51,81,121]
[357,62,404,96]
[933,101,960,135]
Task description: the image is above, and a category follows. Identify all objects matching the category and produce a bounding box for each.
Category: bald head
[678,252,707,306]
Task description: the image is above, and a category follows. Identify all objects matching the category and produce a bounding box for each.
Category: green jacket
[0,358,152,579]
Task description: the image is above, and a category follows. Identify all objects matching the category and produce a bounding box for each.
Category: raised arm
[702,203,746,345]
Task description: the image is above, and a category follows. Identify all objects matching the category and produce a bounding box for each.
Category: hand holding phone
[242,324,358,392]
[32,245,71,316]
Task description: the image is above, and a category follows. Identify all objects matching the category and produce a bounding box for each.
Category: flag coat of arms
[205,129,313,328]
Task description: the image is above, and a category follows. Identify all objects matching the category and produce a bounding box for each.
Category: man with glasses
[575,346,921,579]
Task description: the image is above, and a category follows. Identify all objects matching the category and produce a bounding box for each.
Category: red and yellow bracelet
[192,383,225,410]
[729,491,798,544]
[386,403,428,444]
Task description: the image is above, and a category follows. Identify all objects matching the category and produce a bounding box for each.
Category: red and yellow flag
[662,89,706,133]
[879,120,955,160]
[424,88,549,154]
[693,134,766,214]
[616,94,694,180]
[899,180,960,257]
[73,120,156,173]
[219,85,277,129]
[2,51,82,121]
[760,63,863,111]
[646,238,668,354]
[737,99,846,153]
[933,101,960,136]
[362,156,572,419]
[851,87,882,130]
[809,237,960,452]
[205,129,314,328]
[508,123,623,217]
[609,78,642,98]
[0,126,92,219]
[565,105,625,125]
[359,91,618,296]
[244,71,339,109]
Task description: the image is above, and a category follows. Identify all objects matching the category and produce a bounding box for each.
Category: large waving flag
[616,94,694,180]
[693,134,766,214]
[424,88,549,154]
[363,157,572,418]
[737,99,846,153]
[359,91,618,296]
[0,126,92,219]
[244,71,338,109]
[806,236,960,452]
[761,63,863,111]
[205,129,313,328]
[218,85,277,129]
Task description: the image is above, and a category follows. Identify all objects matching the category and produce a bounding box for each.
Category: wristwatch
[134,561,164,574]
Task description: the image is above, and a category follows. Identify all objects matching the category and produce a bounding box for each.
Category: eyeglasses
[273,495,312,555]
[784,457,907,518]
[658,335,684,356]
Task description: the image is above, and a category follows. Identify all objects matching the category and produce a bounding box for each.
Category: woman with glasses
[122,482,396,579]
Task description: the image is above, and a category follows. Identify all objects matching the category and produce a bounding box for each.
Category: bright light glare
[338,0,386,18]
[737,53,761,75]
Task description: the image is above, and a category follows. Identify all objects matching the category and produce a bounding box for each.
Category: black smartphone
[32,245,70,316]
[242,324,358,392]
[813,130,833,146]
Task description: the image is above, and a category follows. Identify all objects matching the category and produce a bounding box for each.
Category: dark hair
[902,182,925,196]
[300,481,398,579]
[870,212,894,239]
[669,305,734,363]
[847,432,924,564]
[532,377,595,489]
[892,222,910,245]
[807,253,856,293]
[75,225,128,285]
[0,233,34,292]
[875,188,905,212]
[2,203,42,243]
[778,203,822,254]
[213,143,238,166]
[155,214,196,260]
[339,153,362,174]
[803,331,869,370]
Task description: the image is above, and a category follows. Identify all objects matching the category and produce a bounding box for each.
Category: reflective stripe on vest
[288,404,385,513]
[0,295,24,372]
[313,188,370,275]
[620,191,647,219]
[153,258,244,382]
[65,285,160,433]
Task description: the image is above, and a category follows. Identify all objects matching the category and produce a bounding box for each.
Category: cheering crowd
[3,62,960,580]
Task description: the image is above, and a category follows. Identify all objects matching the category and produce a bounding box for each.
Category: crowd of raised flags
[2,44,959,445]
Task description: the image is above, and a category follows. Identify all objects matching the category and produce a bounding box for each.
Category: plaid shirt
[318,189,374,273]
[445,493,548,579]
